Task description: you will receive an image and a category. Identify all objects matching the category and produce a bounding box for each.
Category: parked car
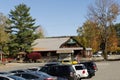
[30,71,57,80]
[9,69,29,74]
[13,72,42,80]
[72,64,89,79]
[92,51,102,57]
[44,62,61,66]
[79,61,98,78]
[92,54,102,57]
[61,60,78,65]
[27,67,42,71]
[8,75,26,80]
[0,75,26,80]
[39,64,78,80]
[0,72,9,75]
[13,71,57,80]
[0,75,14,80]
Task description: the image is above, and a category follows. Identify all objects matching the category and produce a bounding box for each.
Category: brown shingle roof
[32,37,70,51]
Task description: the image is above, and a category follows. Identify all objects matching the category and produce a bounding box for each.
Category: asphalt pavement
[0,61,120,80]
[85,61,120,80]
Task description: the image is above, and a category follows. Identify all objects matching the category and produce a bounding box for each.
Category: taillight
[93,65,96,70]
[44,78,53,80]
[82,70,85,74]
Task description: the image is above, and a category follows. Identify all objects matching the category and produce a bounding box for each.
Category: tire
[74,76,80,80]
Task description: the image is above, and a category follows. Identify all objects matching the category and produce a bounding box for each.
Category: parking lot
[0,61,120,80]
[86,61,120,80]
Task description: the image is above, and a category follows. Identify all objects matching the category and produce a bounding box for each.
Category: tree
[8,3,40,55]
[0,13,10,53]
[77,20,101,52]
[107,26,118,52]
[114,23,120,37]
[114,23,120,47]
[87,0,120,59]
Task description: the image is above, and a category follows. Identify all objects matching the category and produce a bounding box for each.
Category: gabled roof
[32,37,70,51]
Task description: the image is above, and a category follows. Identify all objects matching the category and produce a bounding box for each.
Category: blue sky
[0,0,120,37]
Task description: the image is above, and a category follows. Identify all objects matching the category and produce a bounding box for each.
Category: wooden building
[32,36,92,62]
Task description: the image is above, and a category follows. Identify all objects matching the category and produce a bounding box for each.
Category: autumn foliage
[107,27,118,52]
[77,20,118,53]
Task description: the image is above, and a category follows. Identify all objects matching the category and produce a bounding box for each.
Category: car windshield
[8,75,26,80]
[63,60,70,62]
[35,71,52,78]
[75,66,85,70]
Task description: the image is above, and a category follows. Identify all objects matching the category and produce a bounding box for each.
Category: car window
[56,66,73,73]
[80,62,97,70]
[0,77,9,80]
[9,75,25,80]
[75,66,85,70]
[40,67,49,72]
[10,71,17,73]
[22,74,39,79]
[10,70,25,73]
[63,60,70,62]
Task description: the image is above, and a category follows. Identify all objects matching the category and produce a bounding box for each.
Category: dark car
[9,69,29,74]
[13,72,41,80]
[79,61,98,78]
[8,75,26,80]
[0,75,26,80]
[14,71,57,80]
[44,62,61,66]
[0,72,9,75]
[39,64,78,80]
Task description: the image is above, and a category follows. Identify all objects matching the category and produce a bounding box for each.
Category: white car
[92,54,102,57]
[92,51,102,57]
[72,64,89,79]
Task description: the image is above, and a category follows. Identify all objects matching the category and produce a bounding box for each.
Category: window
[0,77,9,80]
[22,74,39,79]
[75,66,84,70]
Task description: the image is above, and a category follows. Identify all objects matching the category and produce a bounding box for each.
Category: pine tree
[8,3,39,55]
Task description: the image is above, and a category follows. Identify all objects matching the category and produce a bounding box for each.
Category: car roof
[33,71,53,77]
[0,75,14,80]
[8,75,26,80]
[44,62,61,66]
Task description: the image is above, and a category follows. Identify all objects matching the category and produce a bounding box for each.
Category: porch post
[71,50,74,61]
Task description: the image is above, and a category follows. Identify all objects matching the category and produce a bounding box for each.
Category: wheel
[74,76,80,80]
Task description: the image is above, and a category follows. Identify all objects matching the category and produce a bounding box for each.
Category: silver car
[14,71,57,80]
[0,75,26,80]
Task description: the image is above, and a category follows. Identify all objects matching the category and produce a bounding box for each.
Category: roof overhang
[32,48,57,51]
[56,47,83,53]
[32,47,84,53]
[57,49,74,53]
